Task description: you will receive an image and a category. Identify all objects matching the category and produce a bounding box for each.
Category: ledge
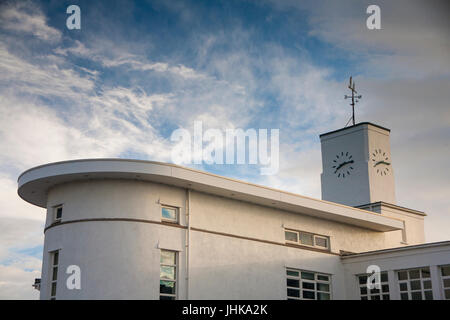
[18,158,404,232]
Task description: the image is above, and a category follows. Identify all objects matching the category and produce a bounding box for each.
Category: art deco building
[18,122,450,300]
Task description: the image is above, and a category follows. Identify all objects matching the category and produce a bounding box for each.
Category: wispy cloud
[0,1,61,42]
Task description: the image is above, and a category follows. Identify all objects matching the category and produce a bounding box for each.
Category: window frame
[159,249,178,300]
[161,205,179,224]
[397,267,433,300]
[53,205,63,223]
[49,250,59,300]
[286,268,332,300]
[357,271,390,300]
[440,265,450,300]
[284,229,330,251]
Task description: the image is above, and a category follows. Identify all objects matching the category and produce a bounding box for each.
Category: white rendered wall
[41,179,411,300]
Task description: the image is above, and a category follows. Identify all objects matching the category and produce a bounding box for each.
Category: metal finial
[344,76,362,126]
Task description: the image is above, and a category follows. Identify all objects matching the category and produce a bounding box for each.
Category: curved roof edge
[17,158,403,232]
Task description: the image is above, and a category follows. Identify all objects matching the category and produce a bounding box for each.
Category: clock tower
[320,122,396,207]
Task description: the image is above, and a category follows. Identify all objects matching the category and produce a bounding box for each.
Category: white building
[18,122,450,300]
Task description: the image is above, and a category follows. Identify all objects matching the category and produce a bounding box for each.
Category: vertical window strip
[160,250,177,300]
[440,265,450,300]
[50,250,59,300]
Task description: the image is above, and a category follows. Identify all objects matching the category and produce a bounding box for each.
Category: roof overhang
[18,159,404,232]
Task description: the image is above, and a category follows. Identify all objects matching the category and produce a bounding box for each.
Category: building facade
[18,123,450,300]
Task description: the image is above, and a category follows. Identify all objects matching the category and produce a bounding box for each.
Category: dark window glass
[443,279,450,288]
[410,280,421,290]
[315,237,327,248]
[398,271,408,281]
[286,270,299,277]
[360,287,367,295]
[382,294,390,300]
[302,282,314,290]
[359,275,367,285]
[445,289,450,299]
[421,268,430,278]
[424,291,433,300]
[56,207,62,219]
[301,272,314,280]
[441,266,450,277]
[53,251,59,265]
[382,284,389,293]
[299,232,314,246]
[317,292,330,300]
[287,279,299,288]
[399,282,408,291]
[380,272,388,282]
[51,282,57,296]
[287,288,300,298]
[424,280,432,289]
[409,269,420,280]
[160,295,175,300]
[285,231,298,242]
[302,290,315,299]
[317,275,329,281]
[317,283,329,292]
[52,267,58,281]
[411,291,422,300]
[400,293,409,300]
[160,280,176,295]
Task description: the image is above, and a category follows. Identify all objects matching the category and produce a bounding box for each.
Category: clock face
[332,151,354,178]
[371,148,391,176]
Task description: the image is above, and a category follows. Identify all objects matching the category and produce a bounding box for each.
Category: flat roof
[341,241,450,259]
[356,201,426,216]
[319,122,390,138]
[17,159,403,232]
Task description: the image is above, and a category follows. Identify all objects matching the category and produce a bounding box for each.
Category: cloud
[0,1,61,42]
[268,0,450,78]
[1,0,449,299]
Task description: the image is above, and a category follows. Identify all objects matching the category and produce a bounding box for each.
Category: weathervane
[344,76,362,126]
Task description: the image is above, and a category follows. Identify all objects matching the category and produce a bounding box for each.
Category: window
[358,272,390,300]
[160,250,177,300]
[53,205,63,222]
[286,268,331,300]
[284,229,330,250]
[49,250,59,300]
[397,267,433,300]
[441,265,450,300]
[161,206,178,223]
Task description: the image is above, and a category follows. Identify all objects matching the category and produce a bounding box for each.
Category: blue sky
[0,0,449,298]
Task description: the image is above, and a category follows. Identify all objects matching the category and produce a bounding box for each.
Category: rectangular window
[397,267,433,300]
[284,229,330,250]
[53,205,63,222]
[50,250,59,300]
[160,250,177,300]
[286,268,331,300]
[161,206,178,223]
[357,272,390,300]
[441,265,450,300]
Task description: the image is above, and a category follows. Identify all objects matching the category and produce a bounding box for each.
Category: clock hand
[334,160,354,173]
[374,160,391,167]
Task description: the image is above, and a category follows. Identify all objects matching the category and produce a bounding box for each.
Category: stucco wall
[40,179,412,299]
